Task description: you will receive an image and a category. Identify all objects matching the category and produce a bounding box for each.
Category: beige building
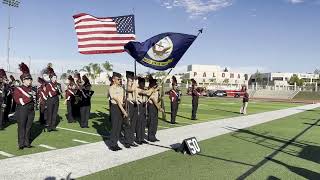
[185,64,249,89]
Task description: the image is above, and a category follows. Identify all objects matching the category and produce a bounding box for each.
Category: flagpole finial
[197,28,203,36]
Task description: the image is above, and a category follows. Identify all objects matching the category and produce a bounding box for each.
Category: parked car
[214,90,228,97]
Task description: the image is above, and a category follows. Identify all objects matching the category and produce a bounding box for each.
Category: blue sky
[0,0,319,74]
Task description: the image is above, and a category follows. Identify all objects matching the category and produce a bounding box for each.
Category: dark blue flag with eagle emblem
[124,32,197,71]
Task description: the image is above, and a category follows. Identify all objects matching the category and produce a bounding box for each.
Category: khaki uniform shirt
[109,85,124,105]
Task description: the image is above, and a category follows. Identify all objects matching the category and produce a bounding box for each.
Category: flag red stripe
[78,37,135,42]
[75,24,116,29]
[76,31,117,35]
[79,49,125,54]
[75,18,112,25]
[78,43,127,48]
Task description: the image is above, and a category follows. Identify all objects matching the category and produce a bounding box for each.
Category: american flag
[73,13,136,54]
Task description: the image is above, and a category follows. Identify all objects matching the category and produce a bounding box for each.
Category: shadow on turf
[147,142,255,167]
[226,118,320,179]
[91,111,111,138]
[268,158,320,179]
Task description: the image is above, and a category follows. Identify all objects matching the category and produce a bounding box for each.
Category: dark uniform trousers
[191,96,199,119]
[147,103,158,140]
[66,100,75,122]
[16,103,35,147]
[124,102,138,144]
[39,102,47,125]
[0,102,4,129]
[136,103,146,142]
[47,96,59,130]
[170,101,179,124]
[110,103,123,146]
[80,105,90,127]
[4,94,12,123]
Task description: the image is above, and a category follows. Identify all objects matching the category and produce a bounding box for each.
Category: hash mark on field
[72,139,90,144]
[0,151,15,158]
[57,127,108,138]
[39,144,57,150]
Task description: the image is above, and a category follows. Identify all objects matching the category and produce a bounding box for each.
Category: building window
[222,73,225,78]
[203,79,206,82]
[230,73,234,78]
[194,72,197,77]
[238,74,241,79]
[203,72,206,77]
[213,73,216,77]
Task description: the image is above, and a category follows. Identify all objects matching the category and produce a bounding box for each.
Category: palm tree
[91,63,103,84]
[102,61,113,77]
[82,65,93,79]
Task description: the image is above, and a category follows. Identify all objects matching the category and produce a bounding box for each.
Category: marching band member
[64,75,76,123]
[45,65,59,132]
[191,79,200,120]
[37,77,48,125]
[79,75,94,128]
[13,63,35,149]
[0,69,8,130]
[169,76,181,124]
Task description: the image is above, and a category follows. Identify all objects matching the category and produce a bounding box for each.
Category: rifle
[123,82,130,126]
[31,86,39,110]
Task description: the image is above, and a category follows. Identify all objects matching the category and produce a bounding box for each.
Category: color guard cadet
[135,77,148,145]
[147,77,164,142]
[191,79,200,120]
[64,75,76,123]
[13,63,35,149]
[45,65,59,132]
[37,77,48,125]
[240,86,249,115]
[123,71,139,148]
[169,76,180,124]
[79,75,94,128]
[108,72,128,151]
[0,69,8,130]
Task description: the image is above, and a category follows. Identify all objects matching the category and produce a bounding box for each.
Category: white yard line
[0,151,15,158]
[0,103,319,180]
[72,139,90,144]
[38,144,57,150]
[57,127,107,138]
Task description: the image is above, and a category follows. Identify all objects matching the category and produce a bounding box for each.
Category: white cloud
[159,0,233,18]
[288,0,305,4]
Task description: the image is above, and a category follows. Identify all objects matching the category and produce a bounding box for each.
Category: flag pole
[132,8,137,76]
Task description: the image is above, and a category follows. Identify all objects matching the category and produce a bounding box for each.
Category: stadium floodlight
[2,0,20,72]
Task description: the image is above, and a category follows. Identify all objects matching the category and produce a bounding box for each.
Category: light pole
[2,0,20,72]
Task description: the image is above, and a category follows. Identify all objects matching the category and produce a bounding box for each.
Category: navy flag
[124,32,197,71]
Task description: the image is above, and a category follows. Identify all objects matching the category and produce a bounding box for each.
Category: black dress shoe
[141,140,149,144]
[124,144,131,148]
[135,141,142,145]
[115,146,122,151]
[109,146,118,151]
[0,127,4,131]
[130,143,138,147]
[18,146,24,150]
[154,138,160,142]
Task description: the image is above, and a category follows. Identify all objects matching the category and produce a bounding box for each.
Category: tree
[223,78,229,84]
[288,74,304,86]
[91,63,102,84]
[82,65,93,79]
[209,78,216,83]
[102,61,113,77]
[60,73,67,80]
[154,71,167,79]
[254,70,263,85]
[314,69,320,74]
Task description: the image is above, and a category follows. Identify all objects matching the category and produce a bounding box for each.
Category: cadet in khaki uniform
[108,72,128,151]
[147,78,164,142]
[123,71,139,148]
[135,77,148,144]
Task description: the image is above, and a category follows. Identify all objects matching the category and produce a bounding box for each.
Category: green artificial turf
[0,85,300,159]
[81,108,320,180]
